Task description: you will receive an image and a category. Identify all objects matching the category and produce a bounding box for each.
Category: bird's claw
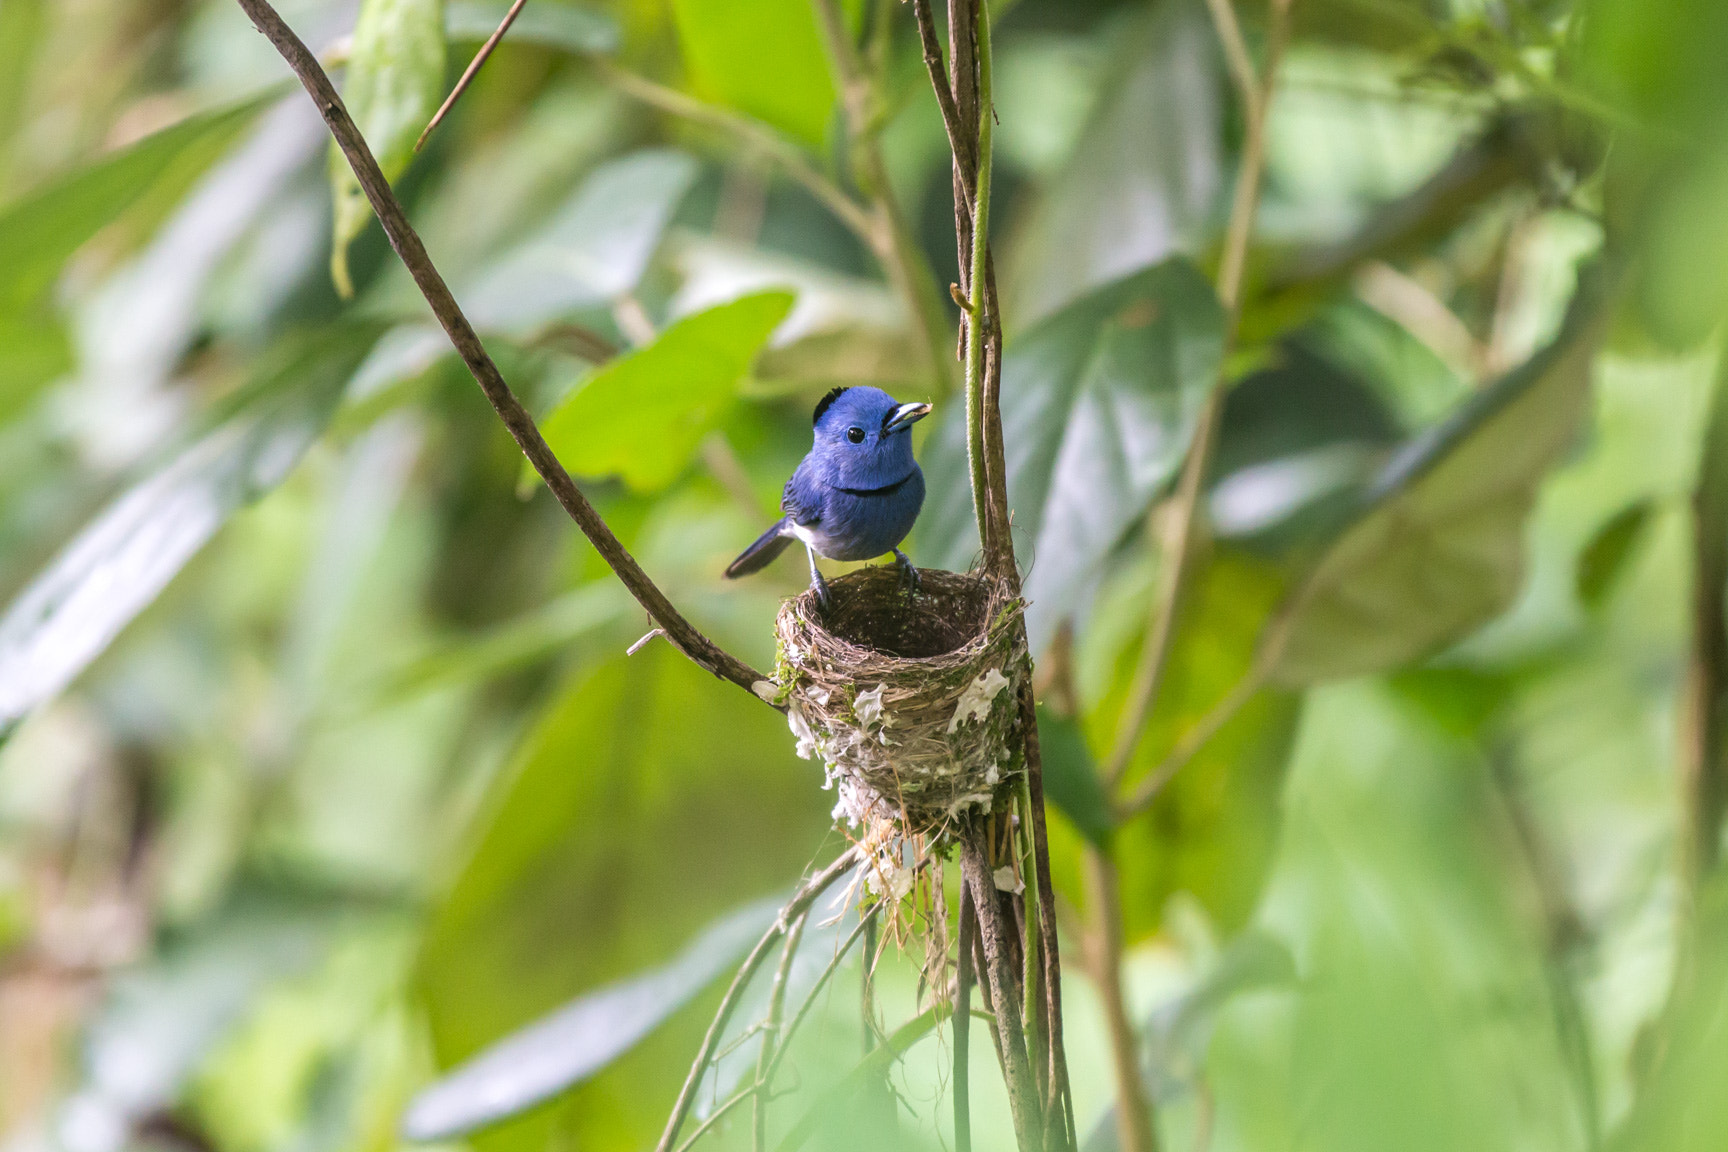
[893,549,920,594]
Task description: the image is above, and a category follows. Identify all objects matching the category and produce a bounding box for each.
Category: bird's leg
[893,548,920,593]
[805,543,832,611]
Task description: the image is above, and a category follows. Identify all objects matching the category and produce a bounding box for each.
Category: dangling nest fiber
[772,565,1029,845]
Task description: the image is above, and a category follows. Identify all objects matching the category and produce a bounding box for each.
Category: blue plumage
[725,386,932,606]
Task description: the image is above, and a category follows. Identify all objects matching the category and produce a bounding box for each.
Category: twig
[954,891,975,1152]
[1106,0,1295,797]
[961,827,1045,1152]
[809,0,954,388]
[959,0,998,561]
[232,0,772,701]
[762,909,878,1090]
[1202,0,1258,108]
[656,848,861,1152]
[416,0,529,152]
[627,628,666,657]
[754,911,809,1152]
[673,1083,760,1152]
[592,58,877,246]
[1083,848,1157,1152]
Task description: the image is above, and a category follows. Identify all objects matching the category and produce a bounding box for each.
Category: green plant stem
[590,57,875,244]
[754,912,809,1152]
[762,909,878,1089]
[1107,0,1294,794]
[1018,775,1047,1100]
[961,827,1044,1152]
[960,0,998,558]
[809,0,954,390]
[955,891,975,1152]
[655,849,861,1152]
[231,0,773,703]
[1084,846,1157,1152]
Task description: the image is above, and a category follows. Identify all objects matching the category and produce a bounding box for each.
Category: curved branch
[233,0,771,700]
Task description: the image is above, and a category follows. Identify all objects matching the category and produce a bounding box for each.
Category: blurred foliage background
[1,0,1727,1150]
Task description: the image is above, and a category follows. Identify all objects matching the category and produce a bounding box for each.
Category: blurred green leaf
[540,291,793,492]
[1067,550,1300,940]
[921,260,1226,655]
[1575,498,1655,611]
[1271,274,1607,685]
[329,0,446,297]
[446,0,618,53]
[463,149,700,333]
[1208,682,1589,1152]
[1004,1,1220,321]
[0,94,271,311]
[0,0,46,184]
[404,896,779,1141]
[415,643,831,1152]
[1037,706,1114,849]
[0,324,382,737]
[1209,343,1402,552]
[669,0,844,147]
[0,307,72,423]
[1617,877,1728,1152]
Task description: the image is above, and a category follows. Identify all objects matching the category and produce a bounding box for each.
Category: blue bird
[725,386,932,608]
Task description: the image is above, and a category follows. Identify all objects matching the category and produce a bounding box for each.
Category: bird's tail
[725,517,794,578]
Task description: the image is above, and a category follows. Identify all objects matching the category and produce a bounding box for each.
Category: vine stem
[809,0,954,390]
[754,912,809,1152]
[232,0,772,701]
[961,827,1045,1152]
[1106,0,1295,796]
[1091,5,1296,1149]
[653,849,860,1152]
[960,0,998,559]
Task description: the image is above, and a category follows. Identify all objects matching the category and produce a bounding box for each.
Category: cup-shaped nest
[774,565,1029,840]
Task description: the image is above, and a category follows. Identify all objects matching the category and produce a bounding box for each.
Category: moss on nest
[773,564,1029,841]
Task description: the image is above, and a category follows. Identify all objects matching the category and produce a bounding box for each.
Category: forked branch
[232,0,771,701]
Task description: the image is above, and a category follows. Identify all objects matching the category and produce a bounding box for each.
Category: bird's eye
[847,426,866,443]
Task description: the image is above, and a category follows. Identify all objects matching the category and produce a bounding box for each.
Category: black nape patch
[812,386,851,427]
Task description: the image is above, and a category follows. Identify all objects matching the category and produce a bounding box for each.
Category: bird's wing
[781,461,823,527]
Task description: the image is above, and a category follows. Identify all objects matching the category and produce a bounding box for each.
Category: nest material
[774,565,1029,839]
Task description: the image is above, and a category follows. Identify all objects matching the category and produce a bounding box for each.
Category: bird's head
[810,386,932,486]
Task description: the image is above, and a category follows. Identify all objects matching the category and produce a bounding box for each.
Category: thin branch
[809,0,955,388]
[655,848,861,1152]
[762,909,877,1091]
[961,828,1044,1151]
[1118,661,1267,819]
[232,0,771,700]
[954,890,975,1152]
[959,0,997,558]
[592,58,876,244]
[1203,0,1259,108]
[1084,847,1157,1152]
[416,0,529,152]
[1107,0,1295,800]
[754,911,809,1152]
[673,1083,760,1152]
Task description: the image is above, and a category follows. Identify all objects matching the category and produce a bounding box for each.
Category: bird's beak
[884,401,933,434]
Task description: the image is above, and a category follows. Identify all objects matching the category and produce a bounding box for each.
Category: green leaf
[1003,1,1221,321]
[1067,550,1300,940]
[0,306,72,423]
[1575,498,1655,611]
[402,897,781,1141]
[1209,342,1402,553]
[0,94,271,312]
[0,324,382,736]
[415,644,832,1152]
[1270,274,1608,686]
[920,260,1226,654]
[540,291,794,492]
[446,0,618,53]
[463,149,700,333]
[1036,706,1114,849]
[330,0,446,297]
[669,0,844,147]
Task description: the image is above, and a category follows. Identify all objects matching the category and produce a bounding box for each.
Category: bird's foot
[893,548,920,594]
[810,569,834,613]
